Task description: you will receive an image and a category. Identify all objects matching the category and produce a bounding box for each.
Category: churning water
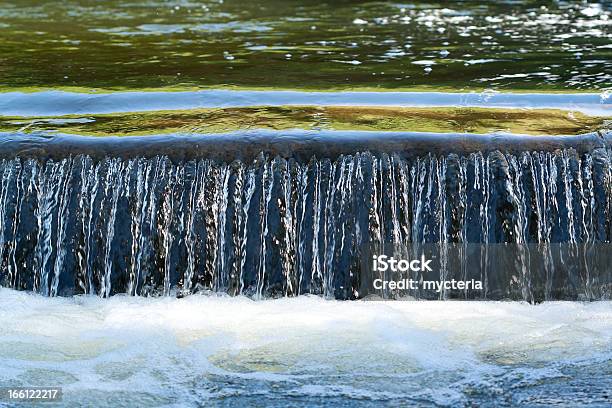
[0,289,610,407]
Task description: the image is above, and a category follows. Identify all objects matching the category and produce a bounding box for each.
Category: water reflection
[0,1,610,91]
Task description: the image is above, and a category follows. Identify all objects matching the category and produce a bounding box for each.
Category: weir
[2,2,612,405]
[0,130,609,301]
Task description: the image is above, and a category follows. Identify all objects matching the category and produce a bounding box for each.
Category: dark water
[0,0,610,92]
[0,131,609,301]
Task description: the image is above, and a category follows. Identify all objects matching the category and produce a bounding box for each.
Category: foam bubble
[0,289,609,406]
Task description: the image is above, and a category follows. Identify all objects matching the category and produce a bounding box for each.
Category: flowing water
[0,289,610,407]
[0,0,610,92]
[0,133,610,301]
[1,1,611,406]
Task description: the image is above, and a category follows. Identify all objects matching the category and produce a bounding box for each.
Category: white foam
[0,289,609,405]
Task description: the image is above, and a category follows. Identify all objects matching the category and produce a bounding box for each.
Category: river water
[0,289,610,407]
[1,1,610,92]
[0,1,611,407]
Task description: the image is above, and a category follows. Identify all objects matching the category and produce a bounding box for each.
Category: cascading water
[0,133,609,301]
[2,1,612,405]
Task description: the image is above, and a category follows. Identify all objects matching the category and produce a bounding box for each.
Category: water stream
[0,131,609,301]
[1,1,611,405]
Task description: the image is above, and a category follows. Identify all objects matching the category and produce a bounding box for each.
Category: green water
[1,106,607,136]
[1,0,610,92]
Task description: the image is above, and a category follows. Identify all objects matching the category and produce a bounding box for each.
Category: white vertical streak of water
[311,161,322,293]
[411,157,426,244]
[161,164,178,296]
[436,157,449,299]
[231,162,244,294]
[389,155,401,245]
[101,160,123,297]
[239,167,256,294]
[396,157,411,245]
[50,159,73,297]
[323,160,339,298]
[0,160,15,278]
[338,157,354,292]
[257,159,273,298]
[459,157,468,297]
[8,159,24,287]
[216,165,231,291]
[561,152,577,244]
[34,161,63,295]
[281,159,295,296]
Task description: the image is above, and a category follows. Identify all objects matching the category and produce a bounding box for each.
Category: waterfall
[0,145,609,301]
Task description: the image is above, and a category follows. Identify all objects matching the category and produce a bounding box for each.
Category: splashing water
[0,289,609,407]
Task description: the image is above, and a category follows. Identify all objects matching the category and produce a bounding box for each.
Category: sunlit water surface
[1,0,610,91]
[0,289,609,407]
